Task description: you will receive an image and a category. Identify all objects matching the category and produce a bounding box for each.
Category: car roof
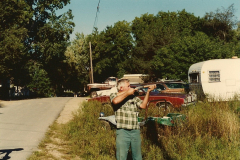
[143,81,185,85]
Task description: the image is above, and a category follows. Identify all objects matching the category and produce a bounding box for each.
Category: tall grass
[61,101,116,159]
[61,100,240,159]
[141,100,240,160]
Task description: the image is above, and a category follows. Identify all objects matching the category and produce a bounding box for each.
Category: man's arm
[112,88,136,104]
[140,85,156,109]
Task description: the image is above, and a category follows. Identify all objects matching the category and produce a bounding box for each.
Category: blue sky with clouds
[56,0,240,40]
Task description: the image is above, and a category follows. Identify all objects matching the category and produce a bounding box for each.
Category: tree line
[1,1,240,97]
[0,0,74,97]
[66,4,240,92]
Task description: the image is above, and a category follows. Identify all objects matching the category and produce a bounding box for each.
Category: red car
[88,88,196,115]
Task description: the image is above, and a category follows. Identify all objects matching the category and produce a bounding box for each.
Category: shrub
[62,100,240,159]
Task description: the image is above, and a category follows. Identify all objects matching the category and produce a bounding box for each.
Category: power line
[92,0,101,33]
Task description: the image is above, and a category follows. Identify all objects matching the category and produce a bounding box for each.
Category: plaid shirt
[110,92,142,130]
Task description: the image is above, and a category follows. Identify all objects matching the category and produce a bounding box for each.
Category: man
[110,79,156,160]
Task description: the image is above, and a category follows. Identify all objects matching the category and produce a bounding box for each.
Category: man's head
[117,79,130,92]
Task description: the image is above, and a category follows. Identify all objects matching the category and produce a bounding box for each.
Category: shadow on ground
[0,148,24,160]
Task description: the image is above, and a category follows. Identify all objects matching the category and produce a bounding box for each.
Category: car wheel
[156,103,173,117]
[90,91,97,98]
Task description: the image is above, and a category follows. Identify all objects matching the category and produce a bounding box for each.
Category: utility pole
[89,42,94,83]
[89,0,100,84]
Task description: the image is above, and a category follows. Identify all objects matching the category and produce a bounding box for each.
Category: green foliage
[88,21,133,82]
[235,22,240,57]
[63,33,89,92]
[26,1,74,93]
[0,0,32,79]
[80,5,238,82]
[129,10,203,77]
[152,32,236,80]
[1,1,239,96]
[0,0,74,97]
[27,62,54,97]
[202,4,237,42]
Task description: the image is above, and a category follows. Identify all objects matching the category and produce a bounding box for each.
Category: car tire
[156,102,174,117]
[100,120,111,130]
[90,91,97,98]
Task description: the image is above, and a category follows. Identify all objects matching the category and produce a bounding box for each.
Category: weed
[29,99,240,159]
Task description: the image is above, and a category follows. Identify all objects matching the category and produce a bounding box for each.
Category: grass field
[28,99,240,160]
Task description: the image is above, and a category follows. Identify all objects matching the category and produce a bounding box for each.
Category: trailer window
[209,71,220,82]
[189,73,199,83]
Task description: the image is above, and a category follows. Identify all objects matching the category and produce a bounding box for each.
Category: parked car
[96,87,118,97]
[143,81,189,93]
[88,87,196,116]
[87,77,118,98]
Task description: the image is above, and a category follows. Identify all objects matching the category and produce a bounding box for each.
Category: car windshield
[105,78,117,83]
[165,83,184,88]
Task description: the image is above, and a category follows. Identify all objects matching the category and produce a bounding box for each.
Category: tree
[0,0,75,97]
[152,32,236,80]
[63,33,89,92]
[202,4,237,42]
[0,0,32,83]
[27,61,53,97]
[22,0,74,94]
[40,10,75,94]
[236,22,240,57]
[88,21,133,81]
[131,10,202,77]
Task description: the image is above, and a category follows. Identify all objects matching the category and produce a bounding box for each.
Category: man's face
[120,82,130,91]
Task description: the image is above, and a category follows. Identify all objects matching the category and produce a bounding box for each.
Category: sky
[56,0,240,40]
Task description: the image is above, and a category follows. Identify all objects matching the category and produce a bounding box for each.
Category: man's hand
[145,84,156,92]
[127,88,137,95]
[139,84,156,109]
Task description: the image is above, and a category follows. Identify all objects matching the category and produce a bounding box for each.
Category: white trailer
[188,57,240,101]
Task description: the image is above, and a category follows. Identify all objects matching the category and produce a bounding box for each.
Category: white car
[96,87,118,96]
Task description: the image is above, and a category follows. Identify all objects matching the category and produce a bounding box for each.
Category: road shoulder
[56,97,89,124]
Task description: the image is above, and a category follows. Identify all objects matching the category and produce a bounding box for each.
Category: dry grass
[28,99,240,160]
[28,116,83,160]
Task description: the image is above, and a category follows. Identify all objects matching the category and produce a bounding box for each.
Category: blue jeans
[116,129,142,160]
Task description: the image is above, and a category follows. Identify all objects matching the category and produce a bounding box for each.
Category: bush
[62,100,240,159]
